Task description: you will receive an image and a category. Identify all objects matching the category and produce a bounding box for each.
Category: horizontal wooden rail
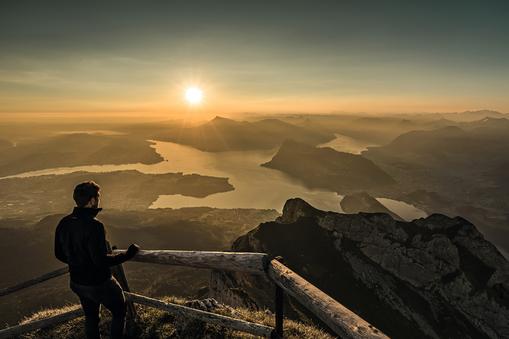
[126,292,274,338]
[0,307,82,339]
[0,250,390,338]
[0,292,273,339]
[267,259,388,339]
[114,249,268,274]
[0,267,68,298]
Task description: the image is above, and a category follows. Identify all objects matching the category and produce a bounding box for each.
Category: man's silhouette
[55,181,139,339]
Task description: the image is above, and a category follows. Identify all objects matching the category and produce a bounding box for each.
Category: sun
[184,86,204,106]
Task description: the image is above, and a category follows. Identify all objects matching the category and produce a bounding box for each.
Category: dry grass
[17,296,334,339]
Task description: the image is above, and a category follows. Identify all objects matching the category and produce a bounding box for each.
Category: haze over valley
[1,110,509,334]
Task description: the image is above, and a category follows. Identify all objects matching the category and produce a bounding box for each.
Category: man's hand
[126,243,140,259]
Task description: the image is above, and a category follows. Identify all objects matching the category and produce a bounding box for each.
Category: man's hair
[73,181,100,207]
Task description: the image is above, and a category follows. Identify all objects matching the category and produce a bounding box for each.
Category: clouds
[1,0,508,113]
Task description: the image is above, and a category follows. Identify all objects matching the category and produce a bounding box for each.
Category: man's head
[73,181,101,208]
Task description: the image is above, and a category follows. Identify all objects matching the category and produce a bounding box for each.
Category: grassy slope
[19,296,333,339]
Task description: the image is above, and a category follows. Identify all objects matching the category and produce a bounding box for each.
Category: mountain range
[154,116,335,151]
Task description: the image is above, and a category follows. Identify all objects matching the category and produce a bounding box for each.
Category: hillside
[154,116,334,152]
[18,296,333,339]
[0,207,279,326]
[211,198,509,338]
[0,133,163,177]
[262,140,395,191]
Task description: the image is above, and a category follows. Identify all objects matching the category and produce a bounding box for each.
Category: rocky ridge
[210,198,509,338]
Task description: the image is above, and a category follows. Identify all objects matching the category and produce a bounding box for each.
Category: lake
[2,136,426,220]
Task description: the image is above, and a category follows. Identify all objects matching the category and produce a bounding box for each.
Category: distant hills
[257,109,507,145]
[364,118,509,173]
[154,116,335,152]
[430,109,507,122]
[363,118,509,253]
[0,133,163,177]
[262,140,395,191]
[212,198,509,338]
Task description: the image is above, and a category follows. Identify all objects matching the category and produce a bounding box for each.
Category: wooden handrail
[0,307,82,339]
[114,249,268,274]
[126,292,274,337]
[267,259,388,339]
[0,250,390,338]
[0,267,68,297]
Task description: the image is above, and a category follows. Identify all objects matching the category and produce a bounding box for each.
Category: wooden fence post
[274,285,284,338]
[269,255,284,339]
[267,259,389,339]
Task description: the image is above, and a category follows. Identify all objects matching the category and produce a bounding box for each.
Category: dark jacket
[54,207,129,285]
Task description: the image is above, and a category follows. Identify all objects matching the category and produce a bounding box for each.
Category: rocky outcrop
[210,198,509,339]
[340,192,403,221]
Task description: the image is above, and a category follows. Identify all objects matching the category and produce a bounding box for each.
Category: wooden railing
[0,250,389,339]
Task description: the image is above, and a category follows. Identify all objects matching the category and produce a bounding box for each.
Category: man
[54,181,140,339]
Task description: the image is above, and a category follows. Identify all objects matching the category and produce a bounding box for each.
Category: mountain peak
[277,197,321,224]
[209,116,236,124]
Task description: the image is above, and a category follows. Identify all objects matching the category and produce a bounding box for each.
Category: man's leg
[78,295,101,339]
[101,278,126,339]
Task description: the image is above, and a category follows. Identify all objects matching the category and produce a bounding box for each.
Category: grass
[19,296,334,339]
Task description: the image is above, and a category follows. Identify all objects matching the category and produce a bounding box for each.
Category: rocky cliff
[210,198,509,339]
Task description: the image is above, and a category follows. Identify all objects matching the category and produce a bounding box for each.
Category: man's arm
[88,222,136,267]
[54,222,68,264]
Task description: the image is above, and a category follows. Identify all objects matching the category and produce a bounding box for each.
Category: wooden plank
[0,307,82,339]
[0,267,68,298]
[125,292,274,338]
[267,259,389,339]
[113,249,268,274]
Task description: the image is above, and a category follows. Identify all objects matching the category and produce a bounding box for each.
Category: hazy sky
[1,0,508,116]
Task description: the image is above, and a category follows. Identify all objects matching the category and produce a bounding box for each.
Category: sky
[1,0,509,116]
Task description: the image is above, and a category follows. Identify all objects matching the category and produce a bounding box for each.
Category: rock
[184,298,221,312]
[211,198,509,339]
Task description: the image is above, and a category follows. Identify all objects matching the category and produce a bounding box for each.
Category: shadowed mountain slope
[262,140,395,191]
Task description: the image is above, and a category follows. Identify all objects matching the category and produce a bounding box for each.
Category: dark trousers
[70,277,126,339]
